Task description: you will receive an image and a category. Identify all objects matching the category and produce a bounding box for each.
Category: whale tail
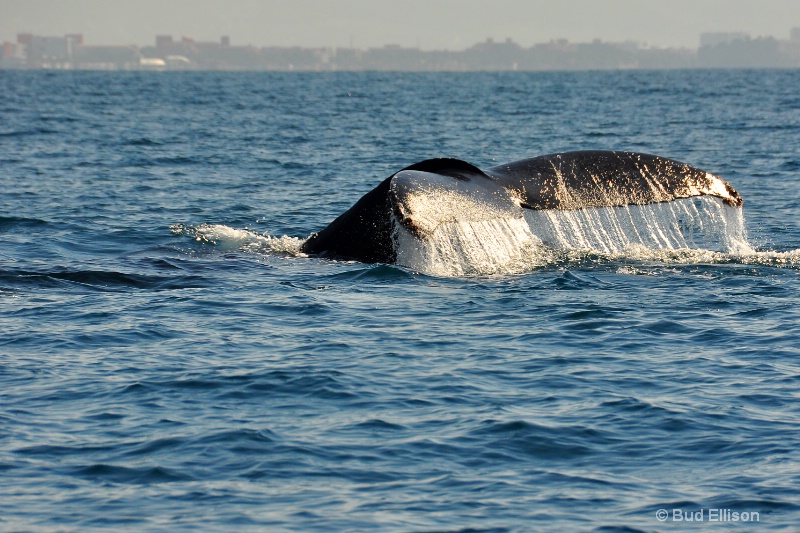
[301,151,744,268]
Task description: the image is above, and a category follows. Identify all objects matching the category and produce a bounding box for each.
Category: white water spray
[171,224,305,255]
[394,197,754,276]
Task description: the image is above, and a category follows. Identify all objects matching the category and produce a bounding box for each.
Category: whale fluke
[301,150,743,265]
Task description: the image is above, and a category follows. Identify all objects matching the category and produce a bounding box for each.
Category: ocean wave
[0,267,206,292]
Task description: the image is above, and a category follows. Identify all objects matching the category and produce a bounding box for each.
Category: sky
[2,0,800,51]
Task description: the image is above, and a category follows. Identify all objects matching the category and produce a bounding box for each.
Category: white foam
[171,224,305,255]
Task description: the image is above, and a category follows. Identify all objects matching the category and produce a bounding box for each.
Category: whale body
[301,150,743,265]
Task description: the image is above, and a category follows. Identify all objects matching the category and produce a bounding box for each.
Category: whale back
[486,150,743,210]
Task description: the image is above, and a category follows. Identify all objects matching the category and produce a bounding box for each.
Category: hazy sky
[2,0,799,50]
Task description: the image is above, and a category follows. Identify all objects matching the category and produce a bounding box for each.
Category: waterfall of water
[394,197,752,276]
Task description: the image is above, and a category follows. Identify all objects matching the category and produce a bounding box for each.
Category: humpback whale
[301,150,743,265]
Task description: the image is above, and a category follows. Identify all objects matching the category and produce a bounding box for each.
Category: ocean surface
[2,69,800,532]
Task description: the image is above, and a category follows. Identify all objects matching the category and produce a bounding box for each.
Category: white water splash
[171,224,305,255]
[394,197,759,276]
[525,197,751,254]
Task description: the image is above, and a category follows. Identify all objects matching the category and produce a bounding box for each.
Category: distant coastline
[3,30,800,71]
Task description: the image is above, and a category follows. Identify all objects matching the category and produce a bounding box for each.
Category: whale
[300,150,743,265]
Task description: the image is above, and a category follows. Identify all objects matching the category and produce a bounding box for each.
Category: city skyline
[8,28,800,53]
[2,0,800,51]
[6,28,799,72]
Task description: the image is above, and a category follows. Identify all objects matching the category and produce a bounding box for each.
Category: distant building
[19,33,81,68]
[73,45,141,70]
[4,33,142,70]
[700,32,750,48]
[786,28,800,64]
[1,39,26,68]
[143,34,266,70]
[698,34,790,68]
[156,35,174,49]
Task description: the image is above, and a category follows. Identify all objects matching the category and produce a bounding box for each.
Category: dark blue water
[2,70,800,532]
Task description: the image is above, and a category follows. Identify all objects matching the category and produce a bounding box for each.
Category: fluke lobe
[300,150,743,264]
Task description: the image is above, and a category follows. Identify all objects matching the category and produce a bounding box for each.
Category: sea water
[1,70,800,532]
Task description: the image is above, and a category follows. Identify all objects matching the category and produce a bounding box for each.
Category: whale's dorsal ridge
[401,158,487,182]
